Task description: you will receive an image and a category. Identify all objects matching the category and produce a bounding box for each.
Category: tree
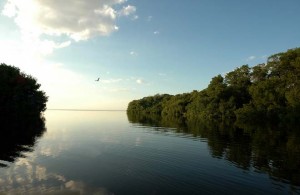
[127,48,300,125]
[161,93,192,117]
[236,48,300,123]
[0,63,48,119]
[127,94,172,115]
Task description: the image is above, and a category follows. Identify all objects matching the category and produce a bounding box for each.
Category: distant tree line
[0,63,48,119]
[127,48,300,125]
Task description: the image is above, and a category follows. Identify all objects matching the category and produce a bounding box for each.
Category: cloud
[119,5,136,16]
[153,31,160,35]
[65,180,111,195]
[2,0,136,42]
[128,77,149,85]
[118,5,138,20]
[246,56,256,61]
[36,40,72,55]
[132,15,139,20]
[130,51,138,56]
[0,158,111,194]
[136,79,144,84]
[56,41,72,49]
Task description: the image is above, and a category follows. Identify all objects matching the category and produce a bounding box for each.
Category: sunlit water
[0,111,299,194]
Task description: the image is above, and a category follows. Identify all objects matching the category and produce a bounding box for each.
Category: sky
[0,0,300,110]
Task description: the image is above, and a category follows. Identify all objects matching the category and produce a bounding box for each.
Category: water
[0,111,299,194]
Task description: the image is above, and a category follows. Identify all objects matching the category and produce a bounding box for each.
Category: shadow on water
[0,113,46,167]
[127,112,300,192]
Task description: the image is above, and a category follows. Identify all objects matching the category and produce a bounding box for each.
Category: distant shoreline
[47,109,126,111]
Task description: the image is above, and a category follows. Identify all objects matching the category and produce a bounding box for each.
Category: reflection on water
[127,112,300,193]
[0,111,299,194]
[0,114,46,167]
[0,111,120,194]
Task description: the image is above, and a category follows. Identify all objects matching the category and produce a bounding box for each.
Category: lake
[0,110,299,194]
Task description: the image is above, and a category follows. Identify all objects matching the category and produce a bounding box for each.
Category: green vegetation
[0,63,48,119]
[0,63,47,166]
[127,48,300,125]
[127,47,300,189]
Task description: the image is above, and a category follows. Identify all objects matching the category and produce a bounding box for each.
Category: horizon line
[47,109,126,111]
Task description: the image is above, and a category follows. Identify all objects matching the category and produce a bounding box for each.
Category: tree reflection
[0,114,46,167]
[127,112,300,188]
[128,112,187,132]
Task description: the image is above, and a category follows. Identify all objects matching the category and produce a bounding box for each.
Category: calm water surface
[0,111,299,194]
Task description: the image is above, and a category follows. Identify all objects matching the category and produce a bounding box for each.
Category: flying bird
[95,78,100,81]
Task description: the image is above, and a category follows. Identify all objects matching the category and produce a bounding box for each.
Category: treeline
[127,48,300,125]
[0,63,47,167]
[0,63,48,119]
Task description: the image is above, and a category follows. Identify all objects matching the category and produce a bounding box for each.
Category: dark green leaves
[127,47,300,125]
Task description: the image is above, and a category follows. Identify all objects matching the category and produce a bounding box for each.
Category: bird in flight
[95,78,100,81]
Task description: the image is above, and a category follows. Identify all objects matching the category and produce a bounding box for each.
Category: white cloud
[2,0,136,42]
[136,79,144,84]
[56,41,72,49]
[132,15,139,20]
[1,0,137,110]
[153,31,160,35]
[246,56,256,61]
[0,157,111,194]
[35,40,72,56]
[119,5,136,16]
[130,51,138,56]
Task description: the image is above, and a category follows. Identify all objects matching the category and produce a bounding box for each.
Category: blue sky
[0,0,300,110]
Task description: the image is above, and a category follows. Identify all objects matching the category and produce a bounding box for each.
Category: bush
[0,63,48,118]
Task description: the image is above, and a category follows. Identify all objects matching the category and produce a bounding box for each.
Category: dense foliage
[127,48,300,125]
[0,63,47,166]
[0,63,48,118]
